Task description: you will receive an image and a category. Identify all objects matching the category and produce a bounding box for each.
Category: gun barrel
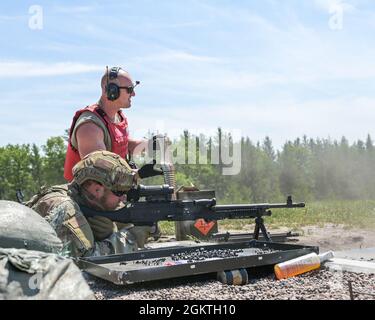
[269,202,305,208]
[214,201,305,211]
[80,196,306,225]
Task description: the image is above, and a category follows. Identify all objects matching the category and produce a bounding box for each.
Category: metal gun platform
[78,241,319,285]
[211,231,300,243]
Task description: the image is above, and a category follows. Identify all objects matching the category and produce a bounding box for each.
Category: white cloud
[0,15,25,21]
[158,20,207,29]
[131,3,375,93]
[313,0,356,12]
[53,5,95,14]
[0,61,103,77]
[162,72,287,90]
[137,50,222,64]
[126,96,375,150]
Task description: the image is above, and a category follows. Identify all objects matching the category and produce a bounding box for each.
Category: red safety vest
[63,104,129,181]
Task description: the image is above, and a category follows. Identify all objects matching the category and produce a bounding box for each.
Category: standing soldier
[63,67,160,245]
[64,66,143,181]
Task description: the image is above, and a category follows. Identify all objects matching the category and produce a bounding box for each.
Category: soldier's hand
[87,216,117,241]
[138,160,164,179]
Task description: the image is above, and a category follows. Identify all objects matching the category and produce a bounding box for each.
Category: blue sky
[0,0,374,149]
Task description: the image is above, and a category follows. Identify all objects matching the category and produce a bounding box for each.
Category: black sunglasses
[118,81,140,94]
[111,190,128,197]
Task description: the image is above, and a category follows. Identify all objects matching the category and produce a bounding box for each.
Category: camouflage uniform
[26,151,138,258]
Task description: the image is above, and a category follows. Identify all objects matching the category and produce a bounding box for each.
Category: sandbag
[0,200,62,253]
[0,248,94,300]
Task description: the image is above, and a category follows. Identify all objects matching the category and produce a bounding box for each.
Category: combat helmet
[72,150,135,192]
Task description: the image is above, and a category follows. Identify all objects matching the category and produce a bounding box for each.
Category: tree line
[1,130,375,204]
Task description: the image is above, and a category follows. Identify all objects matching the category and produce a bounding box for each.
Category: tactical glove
[138,160,164,179]
[87,216,118,241]
[127,160,138,170]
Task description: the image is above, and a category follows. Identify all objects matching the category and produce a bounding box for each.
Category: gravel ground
[85,226,375,301]
[86,268,375,300]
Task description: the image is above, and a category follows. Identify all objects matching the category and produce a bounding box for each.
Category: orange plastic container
[274,251,334,280]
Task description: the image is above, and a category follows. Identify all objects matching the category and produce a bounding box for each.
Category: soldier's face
[117,76,136,109]
[99,189,126,210]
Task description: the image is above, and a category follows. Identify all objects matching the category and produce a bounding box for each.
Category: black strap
[109,67,122,80]
[95,107,109,126]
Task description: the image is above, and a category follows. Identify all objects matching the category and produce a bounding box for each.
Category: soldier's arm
[128,138,147,156]
[47,200,95,257]
[75,122,107,158]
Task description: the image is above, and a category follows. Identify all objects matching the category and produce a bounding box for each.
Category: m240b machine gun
[80,185,305,242]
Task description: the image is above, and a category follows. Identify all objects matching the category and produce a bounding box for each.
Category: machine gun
[80,185,305,242]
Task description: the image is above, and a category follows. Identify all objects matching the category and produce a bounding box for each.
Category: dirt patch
[218,224,375,253]
[293,224,375,252]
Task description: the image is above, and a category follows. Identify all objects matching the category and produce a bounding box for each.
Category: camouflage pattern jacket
[25,184,137,257]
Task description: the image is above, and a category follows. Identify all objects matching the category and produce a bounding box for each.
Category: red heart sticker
[194,219,216,236]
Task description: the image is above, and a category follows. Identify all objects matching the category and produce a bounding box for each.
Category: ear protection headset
[106,66,122,101]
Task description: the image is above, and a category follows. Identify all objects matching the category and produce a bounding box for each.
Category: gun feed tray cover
[77,241,319,285]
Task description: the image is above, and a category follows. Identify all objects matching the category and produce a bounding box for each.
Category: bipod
[254,215,272,242]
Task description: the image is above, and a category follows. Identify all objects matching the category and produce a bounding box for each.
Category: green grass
[159,200,375,235]
[159,221,176,235]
